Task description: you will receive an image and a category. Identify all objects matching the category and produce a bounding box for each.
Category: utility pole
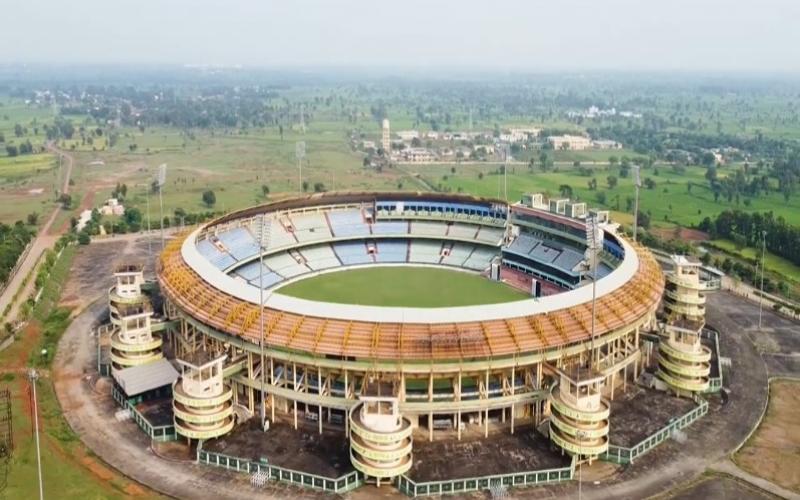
[157,164,167,250]
[256,215,272,429]
[29,369,44,500]
[758,230,767,331]
[632,165,641,242]
[146,186,152,258]
[296,141,306,193]
[586,216,601,368]
[577,430,587,500]
[503,145,509,201]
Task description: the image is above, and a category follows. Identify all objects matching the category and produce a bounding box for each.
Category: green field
[276,267,528,307]
[407,163,800,229]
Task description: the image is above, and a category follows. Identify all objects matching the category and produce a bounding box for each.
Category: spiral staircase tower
[349,396,413,486]
[663,255,706,324]
[657,327,711,395]
[658,256,711,396]
[108,264,162,370]
[549,368,609,463]
[173,353,234,441]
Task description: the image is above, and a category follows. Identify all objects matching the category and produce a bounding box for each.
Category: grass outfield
[276,267,528,307]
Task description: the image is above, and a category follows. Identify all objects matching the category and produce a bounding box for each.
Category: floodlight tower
[28,369,44,500]
[295,141,306,193]
[255,215,272,428]
[758,230,767,331]
[632,165,641,242]
[157,164,167,250]
[585,216,602,367]
[503,144,510,201]
[299,104,306,134]
[145,186,152,258]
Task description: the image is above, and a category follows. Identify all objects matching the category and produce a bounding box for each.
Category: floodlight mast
[585,216,602,368]
[503,145,509,202]
[157,164,167,250]
[257,215,272,429]
[632,165,641,242]
[296,141,306,192]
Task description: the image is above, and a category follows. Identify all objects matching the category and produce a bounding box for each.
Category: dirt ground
[735,379,800,494]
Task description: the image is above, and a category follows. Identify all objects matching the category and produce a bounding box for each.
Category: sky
[2,0,799,73]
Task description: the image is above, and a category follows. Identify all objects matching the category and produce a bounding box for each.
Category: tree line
[698,210,800,266]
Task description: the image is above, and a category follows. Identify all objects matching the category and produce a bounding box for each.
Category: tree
[26,212,39,226]
[606,175,618,189]
[58,193,72,208]
[558,184,573,197]
[643,178,656,190]
[705,165,718,182]
[5,145,18,157]
[596,191,607,204]
[14,123,23,137]
[261,184,270,198]
[78,232,91,245]
[201,190,216,207]
[637,210,651,229]
[313,182,326,193]
[0,132,4,143]
[124,207,143,232]
[478,172,484,180]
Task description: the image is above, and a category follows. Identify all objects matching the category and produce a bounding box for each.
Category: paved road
[0,145,73,324]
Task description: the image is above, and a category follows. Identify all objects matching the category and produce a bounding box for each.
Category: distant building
[381,119,391,153]
[398,147,436,162]
[100,198,125,216]
[397,130,420,141]
[548,135,592,151]
[501,128,540,143]
[592,139,622,150]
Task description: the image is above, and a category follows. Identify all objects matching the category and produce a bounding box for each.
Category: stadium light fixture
[256,214,272,429]
[758,230,767,331]
[632,165,641,242]
[157,163,167,250]
[585,215,601,368]
[296,141,306,192]
[28,369,44,500]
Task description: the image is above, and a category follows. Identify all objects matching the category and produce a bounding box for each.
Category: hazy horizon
[2,0,800,73]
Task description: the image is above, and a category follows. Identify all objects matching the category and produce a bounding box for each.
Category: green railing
[395,457,575,497]
[700,328,724,393]
[601,396,708,464]
[111,384,177,442]
[196,443,364,494]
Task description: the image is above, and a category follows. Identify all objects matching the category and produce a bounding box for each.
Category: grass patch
[277,267,528,307]
[707,239,800,283]
[29,307,72,368]
[734,379,800,493]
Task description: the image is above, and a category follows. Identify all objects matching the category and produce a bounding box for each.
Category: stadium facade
[104,191,725,491]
